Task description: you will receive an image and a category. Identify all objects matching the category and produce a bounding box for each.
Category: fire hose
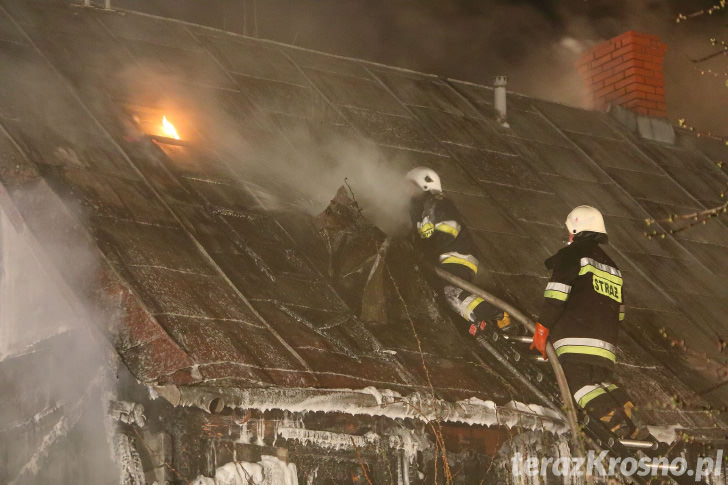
[433,267,585,453]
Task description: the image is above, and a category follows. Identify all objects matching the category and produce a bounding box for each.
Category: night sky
[115,0,728,136]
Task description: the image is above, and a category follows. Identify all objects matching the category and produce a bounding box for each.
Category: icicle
[256,419,265,446]
[305,466,318,485]
[556,437,573,485]
[396,450,404,485]
[237,421,250,444]
[277,427,380,451]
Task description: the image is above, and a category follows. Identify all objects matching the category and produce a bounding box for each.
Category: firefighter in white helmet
[530,205,647,440]
[406,167,512,336]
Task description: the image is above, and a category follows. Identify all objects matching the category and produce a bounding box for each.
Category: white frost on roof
[646,424,679,444]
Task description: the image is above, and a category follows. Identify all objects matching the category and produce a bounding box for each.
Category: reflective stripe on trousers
[434,220,461,237]
[443,286,482,322]
[573,382,619,409]
[553,337,617,363]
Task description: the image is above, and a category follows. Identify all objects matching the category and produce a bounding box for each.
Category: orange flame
[161,116,180,140]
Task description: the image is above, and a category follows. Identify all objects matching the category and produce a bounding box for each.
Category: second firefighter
[406,166,511,336]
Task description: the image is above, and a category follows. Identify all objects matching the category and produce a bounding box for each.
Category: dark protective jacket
[409,192,479,279]
[539,232,625,369]
[409,191,506,328]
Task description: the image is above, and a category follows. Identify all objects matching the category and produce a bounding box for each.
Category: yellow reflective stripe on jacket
[579,258,623,302]
[439,252,479,274]
[553,337,617,363]
[579,257,623,285]
[434,220,461,238]
[544,290,568,301]
[580,257,622,277]
[465,296,484,316]
[544,282,571,301]
[579,264,623,285]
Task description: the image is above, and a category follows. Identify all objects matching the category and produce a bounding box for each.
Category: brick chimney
[576,31,667,117]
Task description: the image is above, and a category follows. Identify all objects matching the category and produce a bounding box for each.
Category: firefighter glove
[529,323,549,359]
[417,220,434,239]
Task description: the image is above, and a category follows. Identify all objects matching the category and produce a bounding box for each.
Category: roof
[1,0,727,433]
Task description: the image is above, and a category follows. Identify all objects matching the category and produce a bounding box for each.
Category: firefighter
[406,167,512,336]
[530,205,647,440]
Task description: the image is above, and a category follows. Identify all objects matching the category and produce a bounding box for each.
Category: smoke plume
[0,187,119,484]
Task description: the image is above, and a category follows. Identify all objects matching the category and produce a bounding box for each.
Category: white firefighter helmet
[406,166,442,194]
[565,205,607,235]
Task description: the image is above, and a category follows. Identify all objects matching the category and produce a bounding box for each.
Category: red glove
[529,323,549,359]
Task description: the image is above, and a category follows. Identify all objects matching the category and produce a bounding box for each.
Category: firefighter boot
[598,404,649,441]
[598,408,633,440]
[496,311,514,333]
[622,401,651,441]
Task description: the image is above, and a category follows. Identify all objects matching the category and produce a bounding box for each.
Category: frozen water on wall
[174,386,568,434]
[193,456,297,485]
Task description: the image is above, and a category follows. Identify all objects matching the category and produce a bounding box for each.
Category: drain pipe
[494,75,509,128]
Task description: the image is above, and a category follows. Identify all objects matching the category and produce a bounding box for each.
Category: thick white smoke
[0,187,118,485]
[213,121,414,234]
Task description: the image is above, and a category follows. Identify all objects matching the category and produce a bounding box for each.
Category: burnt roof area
[1,0,728,483]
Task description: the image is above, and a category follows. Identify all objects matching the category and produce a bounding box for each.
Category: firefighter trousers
[562,361,639,435]
[438,263,504,327]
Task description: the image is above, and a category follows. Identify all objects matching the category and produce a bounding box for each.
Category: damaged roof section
[0,0,726,434]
